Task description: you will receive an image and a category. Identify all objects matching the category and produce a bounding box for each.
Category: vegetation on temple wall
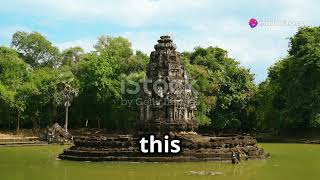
[1,27,320,134]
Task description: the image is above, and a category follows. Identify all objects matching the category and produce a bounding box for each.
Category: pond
[0,143,319,180]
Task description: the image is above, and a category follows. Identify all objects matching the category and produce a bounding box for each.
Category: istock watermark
[121,78,197,95]
[121,97,197,107]
[119,78,198,107]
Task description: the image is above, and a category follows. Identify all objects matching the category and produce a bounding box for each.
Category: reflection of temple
[139,35,197,132]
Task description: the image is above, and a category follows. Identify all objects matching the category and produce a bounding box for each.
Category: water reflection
[0,144,319,180]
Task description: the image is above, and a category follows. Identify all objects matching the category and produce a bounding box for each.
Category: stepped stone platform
[0,137,47,146]
[59,133,269,162]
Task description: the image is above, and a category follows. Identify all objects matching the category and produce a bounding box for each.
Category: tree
[257,26,320,132]
[27,67,80,128]
[182,47,257,132]
[94,35,133,59]
[57,70,79,132]
[11,31,60,68]
[61,47,84,66]
[70,36,149,131]
[0,46,34,132]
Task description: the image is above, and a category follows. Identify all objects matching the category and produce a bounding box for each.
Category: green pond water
[0,143,319,180]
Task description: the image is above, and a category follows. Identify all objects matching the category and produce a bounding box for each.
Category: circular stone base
[58,133,270,162]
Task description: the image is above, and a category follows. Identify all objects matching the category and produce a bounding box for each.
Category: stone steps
[0,137,47,146]
[58,154,229,162]
[63,149,232,157]
[60,146,268,162]
[59,134,270,162]
[59,153,268,162]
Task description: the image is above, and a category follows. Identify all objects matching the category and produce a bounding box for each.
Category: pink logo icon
[249,18,258,28]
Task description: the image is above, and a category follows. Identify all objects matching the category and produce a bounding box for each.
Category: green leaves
[0,46,34,130]
[94,35,133,59]
[258,27,320,130]
[76,55,119,101]
[61,47,84,66]
[11,31,60,68]
[183,46,256,131]
[0,83,15,107]
[2,29,319,133]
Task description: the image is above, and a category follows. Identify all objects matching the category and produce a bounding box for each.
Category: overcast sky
[0,0,319,82]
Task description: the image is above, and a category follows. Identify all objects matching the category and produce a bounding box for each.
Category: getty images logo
[249,18,258,28]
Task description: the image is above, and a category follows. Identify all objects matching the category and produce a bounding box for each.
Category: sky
[0,0,319,82]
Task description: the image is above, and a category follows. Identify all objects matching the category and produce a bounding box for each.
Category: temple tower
[139,35,197,133]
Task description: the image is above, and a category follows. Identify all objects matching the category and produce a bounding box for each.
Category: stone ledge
[59,134,270,162]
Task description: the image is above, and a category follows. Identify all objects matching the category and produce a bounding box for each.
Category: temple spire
[139,35,197,133]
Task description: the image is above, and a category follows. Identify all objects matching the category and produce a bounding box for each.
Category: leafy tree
[57,69,79,131]
[61,47,84,66]
[0,46,35,131]
[183,47,257,132]
[11,31,60,68]
[71,36,148,131]
[94,35,133,59]
[76,54,121,102]
[257,27,320,132]
[28,67,79,127]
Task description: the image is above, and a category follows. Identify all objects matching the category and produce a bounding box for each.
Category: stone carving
[138,35,197,133]
[46,123,72,144]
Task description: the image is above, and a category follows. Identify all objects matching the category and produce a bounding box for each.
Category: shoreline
[256,138,320,144]
[0,142,49,147]
[2,130,320,147]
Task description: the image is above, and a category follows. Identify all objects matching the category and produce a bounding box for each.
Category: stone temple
[138,35,197,133]
[59,36,270,162]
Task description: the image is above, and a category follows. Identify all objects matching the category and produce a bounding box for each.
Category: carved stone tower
[139,35,197,133]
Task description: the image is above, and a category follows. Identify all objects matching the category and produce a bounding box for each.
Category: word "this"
[139,134,181,154]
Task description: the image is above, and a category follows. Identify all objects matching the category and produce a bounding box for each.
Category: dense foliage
[182,47,257,133]
[1,27,319,135]
[256,27,320,133]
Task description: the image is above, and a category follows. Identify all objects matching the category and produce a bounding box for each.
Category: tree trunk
[65,106,69,132]
[97,117,101,129]
[49,104,52,125]
[16,110,20,133]
[31,116,38,130]
[38,117,41,129]
[53,104,57,123]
